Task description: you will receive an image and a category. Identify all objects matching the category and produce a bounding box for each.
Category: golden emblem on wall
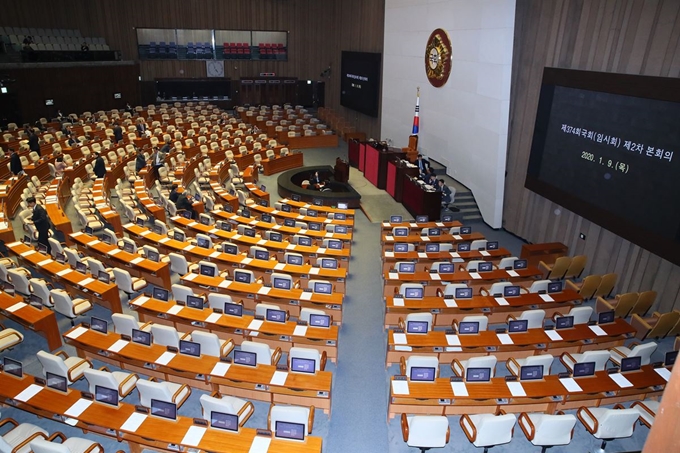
[425,28,452,88]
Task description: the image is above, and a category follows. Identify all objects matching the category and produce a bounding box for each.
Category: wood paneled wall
[505,0,680,312]
[3,0,385,138]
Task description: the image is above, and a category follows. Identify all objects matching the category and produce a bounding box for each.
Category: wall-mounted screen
[340,51,381,118]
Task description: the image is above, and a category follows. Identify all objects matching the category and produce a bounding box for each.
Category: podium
[364,142,406,189]
[348,139,361,167]
[386,158,419,202]
[402,176,441,221]
[334,157,349,183]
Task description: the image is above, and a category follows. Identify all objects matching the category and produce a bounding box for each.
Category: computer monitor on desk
[223,244,238,255]
[410,366,436,382]
[573,361,596,378]
[335,225,347,234]
[466,367,491,382]
[196,236,210,249]
[290,357,316,374]
[233,270,252,283]
[520,365,544,381]
[397,262,415,273]
[223,302,243,317]
[621,356,642,373]
[284,218,296,227]
[487,241,499,250]
[254,249,270,261]
[3,357,22,378]
[123,242,135,253]
[233,350,257,367]
[281,204,292,212]
[508,319,528,333]
[425,243,440,253]
[266,309,286,323]
[95,385,119,407]
[46,372,68,393]
[406,320,428,334]
[287,254,303,266]
[460,226,472,235]
[437,263,454,274]
[186,295,204,309]
[455,287,473,299]
[75,261,88,274]
[598,311,615,325]
[90,317,108,334]
[153,287,170,301]
[179,339,201,357]
[478,262,493,272]
[97,270,110,284]
[665,350,678,367]
[101,233,113,245]
[37,243,48,255]
[427,228,441,236]
[503,286,521,297]
[55,253,66,264]
[273,277,291,290]
[394,243,409,253]
[416,215,429,223]
[390,215,403,223]
[269,232,283,242]
[210,411,239,432]
[275,421,305,441]
[458,321,479,334]
[297,237,312,247]
[547,281,562,293]
[150,399,177,421]
[555,316,574,329]
[173,231,185,242]
[313,282,332,294]
[321,258,338,269]
[404,286,424,299]
[146,249,160,262]
[457,243,470,252]
[131,329,151,346]
[309,313,331,328]
[514,259,528,270]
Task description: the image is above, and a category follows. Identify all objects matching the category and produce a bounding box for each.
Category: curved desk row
[247,203,355,228]
[381,231,486,252]
[261,152,304,176]
[385,318,635,365]
[380,219,461,232]
[129,295,339,362]
[6,241,122,314]
[387,365,668,418]
[280,198,356,220]
[381,248,514,273]
[0,371,322,453]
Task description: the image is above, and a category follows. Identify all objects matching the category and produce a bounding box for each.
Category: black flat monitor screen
[95,385,119,407]
[234,271,251,283]
[153,287,170,301]
[547,282,562,293]
[487,241,499,250]
[260,185,266,192]
[291,357,316,374]
[397,262,415,273]
[425,243,440,253]
[307,210,318,218]
[410,366,436,382]
[442,214,453,222]
[224,302,243,317]
[390,215,403,223]
[46,371,68,392]
[179,339,201,357]
[394,243,409,253]
[29,294,42,307]
[85,227,93,235]
[186,295,204,309]
[131,329,151,346]
[460,227,472,235]
[298,237,312,247]
[173,231,185,242]
[37,243,48,254]
[503,286,521,297]
[150,399,177,421]
[266,309,286,323]
[200,216,210,225]
[573,361,596,377]
[334,213,346,220]
[520,365,544,381]
[123,242,135,253]
[55,253,66,264]
[259,199,269,207]
[273,277,291,290]
[23,235,31,243]
[621,356,642,372]
[313,282,332,294]
[282,203,292,211]
[75,262,87,274]
[309,313,331,327]
[340,50,381,117]
[457,243,471,252]
[394,228,408,237]
[287,254,303,266]
[269,233,283,244]
[478,262,493,272]
[152,225,163,234]
[455,287,473,299]
[243,228,256,238]
[466,367,491,382]
[438,263,455,274]
[241,209,250,218]
[220,222,232,232]
[97,270,110,284]
[404,286,424,299]
[427,228,441,236]
[146,250,160,262]
[598,310,615,324]
[525,68,680,267]
[275,421,305,441]
[416,215,429,223]
[321,258,337,269]
[284,218,296,227]
[406,320,428,334]
[196,237,210,248]
[101,234,113,245]
[514,259,528,270]
[210,411,238,432]
[335,225,347,234]
[3,357,22,378]
[665,350,678,366]
[338,202,348,209]
[458,321,479,334]
[508,319,528,333]
[233,350,257,366]
[254,249,270,261]
[313,198,323,206]
[261,214,272,223]
[555,316,574,329]
[309,222,321,231]
[223,244,238,255]
[90,317,108,333]
[181,210,192,219]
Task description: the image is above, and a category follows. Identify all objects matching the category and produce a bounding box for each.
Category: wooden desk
[381,248,513,273]
[381,232,485,252]
[0,289,61,350]
[402,176,442,221]
[388,365,668,419]
[90,179,123,236]
[209,181,240,213]
[43,178,73,241]
[6,241,122,313]
[384,289,583,326]
[380,220,461,232]
[385,318,635,365]
[262,152,304,176]
[521,242,568,268]
[65,324,334,412]
[69,232,172,288]
[0,371,323,453]
[135,174,166,223]
[245,204,355,228]
[130,295,339,361]
[280,198,356,221]
[382,267,543,297]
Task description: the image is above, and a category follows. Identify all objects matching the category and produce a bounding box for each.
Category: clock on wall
[206,60,225,78]
[425,28,452,88]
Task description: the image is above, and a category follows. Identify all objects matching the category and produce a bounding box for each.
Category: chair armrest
[613,403,626,410]
[518,412,535,441]
[565,280,579,292]
[399,356,406,376]
[118,373,139,397]
[400,413,409,442]
[506,314,517,323]
[47,432,67,442]
[630,314,652,340]
[12,432,49,453]
[307,405,315,434]
[271,347,282,366]
[148,376,158,382]
[577,406,598,434]
[559,352,577,371]
[435,288,443,297]
[631,401,656,417]
[179,331,191,340]
[0,329,22,344]
[459,414,476,442]
[537,260,551,275]
[237,401,255,425]
[596,296,615,314]
[55,350,70,360]
[82,443,104,453]
[552,311,565,322]
[320,351,327,371]
[220,339,235,359]
[397,318,405,330]
[506,357,521,377]
[479,287,490,297]
[172,383,191,407]
[0,418,18,430]
[98,366,111,372]
[450,359,464,377]
[67,358,92,382]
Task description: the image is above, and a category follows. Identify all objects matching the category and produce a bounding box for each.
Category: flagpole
[412,87,420,135]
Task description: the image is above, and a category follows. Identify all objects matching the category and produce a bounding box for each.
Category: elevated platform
[277,165,361,208]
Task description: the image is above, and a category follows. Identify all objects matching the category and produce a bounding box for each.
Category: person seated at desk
[136,119,148,137]
[169,184,180,203]
[415,154,430,178]
[9,148,23,176]
[310,171,327,191]
[438,179,452,207]
[61,124,73,137]
[424,167,438,187]
[67,135,81,147]
[135,148,146,173]
[176,192,196,219]
[55,156,67,177]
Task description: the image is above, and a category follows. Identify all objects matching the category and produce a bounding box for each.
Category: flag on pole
[412,87,420,135]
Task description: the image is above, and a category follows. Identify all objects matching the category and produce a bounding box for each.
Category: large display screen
[526,68,680,265]
[340,51,381,117]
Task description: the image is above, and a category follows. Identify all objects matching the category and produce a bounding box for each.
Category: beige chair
[593,273,617,299]
[631,310,680,340]
[401,414,450,452]
[565,274,601,300]
[563,255,587,280]
[83,367,138,400]
[0,418,49,453]
[30,434,103,453]
[136,377,191,409]
[629,290,656,317]
[518,411,577,452]
[460,411,517,452]
[200,392,254,427]
[630,399,659,429]
[538,256,571,280]
[0,323,24,353]
[36,350,92,384]
[577,405,639,452]
[596,292,638,318]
